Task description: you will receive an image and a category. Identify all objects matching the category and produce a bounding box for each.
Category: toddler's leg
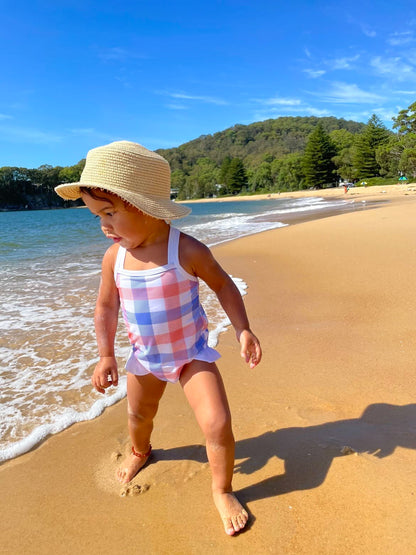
[180,360,248,536]
[117,372,166,484]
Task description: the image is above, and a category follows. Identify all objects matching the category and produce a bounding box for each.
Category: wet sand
[1,185,416,553]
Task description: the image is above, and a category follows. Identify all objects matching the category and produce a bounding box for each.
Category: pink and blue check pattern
[114,227,215,381]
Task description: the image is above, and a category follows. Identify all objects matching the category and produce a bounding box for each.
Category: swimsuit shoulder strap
[167,226,180,266]
[167,226,198,282]
[113,245,126,281]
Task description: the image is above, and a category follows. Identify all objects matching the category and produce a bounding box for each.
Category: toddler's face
[81,190,155,249]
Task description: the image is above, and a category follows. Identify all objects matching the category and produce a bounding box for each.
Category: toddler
[55,141,261,536]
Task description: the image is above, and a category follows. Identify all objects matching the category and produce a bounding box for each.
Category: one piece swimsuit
[114,226,220,383]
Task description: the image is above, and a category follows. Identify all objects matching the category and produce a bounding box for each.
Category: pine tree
[219,157,247,194]
[353,114,390,178]
[227,158,247,194]
[353,134,378,177]
[219,157,231,183]
[301,124,336,188]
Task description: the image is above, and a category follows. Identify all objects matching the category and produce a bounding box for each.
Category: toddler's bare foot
[116,446,151,484]
[213,491,249,536]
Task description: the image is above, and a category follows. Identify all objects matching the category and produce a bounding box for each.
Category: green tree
[392,101,416,135]
[330,129,356,180]
[398,134,416,178]
[390,103,416,179]
[301,124,336,188]
[353,115,391,178]
[399,147,416,178]
[186,158,218,198]
[219,157,247,194]
[0,167,32,206]
[353,134,377,177]
[59,160,85,183]
[226,158,247,194]
[375,137,401,177]
[248,161,273,191]
[171,169,186,199]
[271,153,305,191]
[219,157,232,187]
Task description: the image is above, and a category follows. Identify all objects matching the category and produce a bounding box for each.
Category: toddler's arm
[92,245,121,394]
[180,234,262,368]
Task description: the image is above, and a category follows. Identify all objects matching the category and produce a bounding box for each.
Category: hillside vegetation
[157,116,367,198]
[2,104,416,209]
[159,116,364,168]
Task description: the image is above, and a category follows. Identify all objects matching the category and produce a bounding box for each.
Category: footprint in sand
[111,451,122,462]
[95,444,208,496]
[120,483,150,497]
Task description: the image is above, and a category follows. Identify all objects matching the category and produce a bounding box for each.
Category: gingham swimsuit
[114,226,220,382]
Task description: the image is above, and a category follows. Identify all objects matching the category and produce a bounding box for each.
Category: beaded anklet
[131,444,152,459]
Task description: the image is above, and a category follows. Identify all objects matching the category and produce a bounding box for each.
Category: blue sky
[1,0,416,168]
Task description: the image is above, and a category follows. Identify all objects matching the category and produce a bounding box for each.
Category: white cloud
[326,55,360,70]
[316,82,385,104]
[361,24,376,38]
[395,89,416,95]
[165,103,188,110]
[371,107,398,122]
[387,31,415,46]
[166,92,228,106]
[371,56,416,80]
[303,56,359,81]
[304,69,326,78]
[0,124,62,144]
[256,96,302,106]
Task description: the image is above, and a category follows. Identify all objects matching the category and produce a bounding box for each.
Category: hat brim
[55,182,191,220]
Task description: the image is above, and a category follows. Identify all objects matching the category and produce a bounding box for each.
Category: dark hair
[79,187,134,211]
[79,187,115,202]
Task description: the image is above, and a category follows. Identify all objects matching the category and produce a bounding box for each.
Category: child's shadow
[155,403,416,503]
[233,403,416,503]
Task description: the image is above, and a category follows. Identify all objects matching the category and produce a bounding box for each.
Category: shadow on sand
[153,403,416,505]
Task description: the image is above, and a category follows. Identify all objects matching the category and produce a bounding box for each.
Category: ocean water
[0,196,357,462]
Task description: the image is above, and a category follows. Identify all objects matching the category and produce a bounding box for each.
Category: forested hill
[152,115,373,199]
[157,116,365,171]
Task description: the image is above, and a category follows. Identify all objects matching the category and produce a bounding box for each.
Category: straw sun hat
[54,140,191,220]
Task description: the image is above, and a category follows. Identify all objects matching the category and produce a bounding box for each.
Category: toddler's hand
[239,329,262,369]
[92,356,119,394]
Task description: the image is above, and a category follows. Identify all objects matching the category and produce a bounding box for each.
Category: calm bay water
[0,196,355,462]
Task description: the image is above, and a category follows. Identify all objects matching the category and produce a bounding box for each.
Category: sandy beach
[181,182,416,204]
[2,184,416,554]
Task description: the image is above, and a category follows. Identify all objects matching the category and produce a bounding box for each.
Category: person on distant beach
[55,141,262,536]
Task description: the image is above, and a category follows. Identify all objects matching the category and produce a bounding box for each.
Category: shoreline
[2,189,416,552]
[179,182,416,204]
